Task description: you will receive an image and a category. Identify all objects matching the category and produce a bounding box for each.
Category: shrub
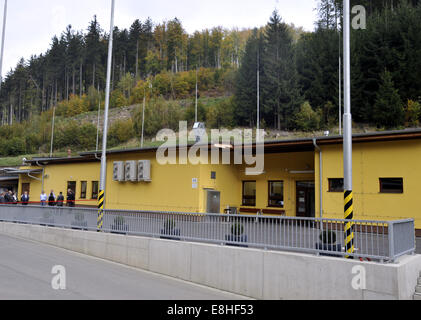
[294,101,321,131]
[1,137,26,156]
[153,72,172,97]
[86,86,102,111]
[205,97,235,129]
[54,121,97,151]
[173,74,190,98]
[110,90,128,109]
[107,119,135,147]
[25,133,42,154]
[133,96,185,137]
[405,99,421,127]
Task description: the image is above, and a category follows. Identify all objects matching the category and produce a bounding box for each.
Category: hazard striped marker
[344,190,355,258]
[97,190,104,231]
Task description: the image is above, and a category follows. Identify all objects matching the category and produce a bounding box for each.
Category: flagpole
[98,0,115,231]
[0,0,8,92]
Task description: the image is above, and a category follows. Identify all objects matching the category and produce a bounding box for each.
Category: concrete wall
[1,222,420,300]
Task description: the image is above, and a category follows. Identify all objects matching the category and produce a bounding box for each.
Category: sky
[0,0,319,78]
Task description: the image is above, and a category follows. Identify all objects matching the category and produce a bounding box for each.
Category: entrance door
[296,181,315,218]
[206,190,221,214]
[67,181,76,196]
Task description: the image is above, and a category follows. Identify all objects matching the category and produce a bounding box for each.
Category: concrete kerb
[0,221,420,300]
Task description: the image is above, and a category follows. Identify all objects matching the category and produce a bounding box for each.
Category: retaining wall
[1,222,420,300]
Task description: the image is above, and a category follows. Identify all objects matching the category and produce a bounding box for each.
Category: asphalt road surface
[0,234,250,300]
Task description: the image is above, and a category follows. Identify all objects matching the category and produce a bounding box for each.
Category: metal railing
[0,205,415,263]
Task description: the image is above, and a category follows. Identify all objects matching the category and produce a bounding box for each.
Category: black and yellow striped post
[344,190,355,258]
[97,190,105,231]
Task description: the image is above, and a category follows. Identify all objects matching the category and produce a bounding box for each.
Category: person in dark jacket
[48,190,56,206]
[56,192,64,207]
[4,191,12,204]
[21,191,30,205]
[67,189,75,207]
[0,192,6,204]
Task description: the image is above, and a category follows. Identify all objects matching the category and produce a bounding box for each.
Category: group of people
[0,189,76,206]
[40,189,75,207]
[0,190,18,204]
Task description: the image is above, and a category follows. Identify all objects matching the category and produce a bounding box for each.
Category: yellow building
[16,129,421,235]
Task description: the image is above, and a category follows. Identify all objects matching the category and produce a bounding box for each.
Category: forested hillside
[0,0,421,158]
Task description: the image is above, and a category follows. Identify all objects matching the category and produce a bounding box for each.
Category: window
[80,181,87,199]
[328,179,344,192]
[380,178,403,194]
[268,181,284,207]
[92,181,99,199]
[242,181,256,206]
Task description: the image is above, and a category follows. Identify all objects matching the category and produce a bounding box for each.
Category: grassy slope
[0,95,393,167]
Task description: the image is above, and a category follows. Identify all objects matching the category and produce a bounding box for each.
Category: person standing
[21,191,30,206]
[4,191,12,204]
[67,189,75,207]
[48,190,56,206]
[11,191,17,205]
[40,191,47,206]
[0,192,6,204]
[56,192,64,207]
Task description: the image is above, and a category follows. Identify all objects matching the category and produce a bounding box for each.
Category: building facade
[15,129,421,234]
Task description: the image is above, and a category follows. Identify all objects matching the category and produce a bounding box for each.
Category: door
[67,181,76,196]
[21,183,30,195]
[296,181,315,218]
[206,190,221,214]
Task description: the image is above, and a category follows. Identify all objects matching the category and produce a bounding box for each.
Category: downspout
[36,161,46,193]
[313,139,323,219]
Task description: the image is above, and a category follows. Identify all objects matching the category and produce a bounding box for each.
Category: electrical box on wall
[125,161,138,182]
[113,162,125,182]
[138,160,151,182]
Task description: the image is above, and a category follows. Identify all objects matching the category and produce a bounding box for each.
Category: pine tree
[373,70,404,128]
[234,28,262,126]
[261,11,302,130]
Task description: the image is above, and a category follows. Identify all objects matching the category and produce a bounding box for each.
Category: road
[0,234,250,300]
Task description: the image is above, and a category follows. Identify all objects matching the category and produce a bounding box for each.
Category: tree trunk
[123,55,126,75]
[80,62,83,98]
[55,80,58,108]
[135,40,139,80]
[93,63,96,88]
[72,67,76,95]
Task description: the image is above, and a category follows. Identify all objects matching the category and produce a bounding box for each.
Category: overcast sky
[0,0,318,78]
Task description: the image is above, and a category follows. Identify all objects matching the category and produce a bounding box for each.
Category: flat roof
[25,128,421,165]
[27,155,100,166]
[0,168,43,175]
